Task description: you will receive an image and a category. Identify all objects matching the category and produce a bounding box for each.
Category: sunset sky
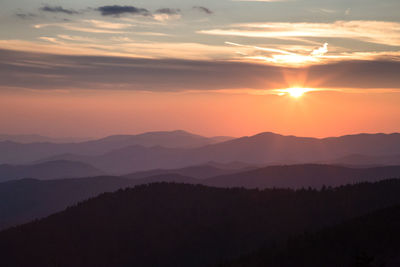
[1,0,400,138]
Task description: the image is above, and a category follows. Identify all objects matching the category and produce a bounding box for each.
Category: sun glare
[283,87,313,98]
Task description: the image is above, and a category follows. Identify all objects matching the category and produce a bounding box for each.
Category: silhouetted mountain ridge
[2,181,400,266]
[0,174,199,230]
[327,153,400,166]
[3,163,400,229]
[204,164,400,189]
[223,204,400,267]
[124,163,255,180]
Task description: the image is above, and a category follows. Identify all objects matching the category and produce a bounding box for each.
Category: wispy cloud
[57,35,96,42]
[5,30,400,67]
[199,21,400,47]
[33,20,132,34]
[226,41,331,65]
[308,8,337,14]
[40,5,79,15]
[0,38,239,60]
[193,6,213,14]
[16,13,37,20]
[34,24,125,34]
[82,20,132,30]
[38,37,62,44]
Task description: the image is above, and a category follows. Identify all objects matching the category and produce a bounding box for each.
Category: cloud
[83,20,132,30]
[156,8,181,15]
[0,49,400,93]
[57,35,95,42]
[97,5,150,16]
[153,8,181,21]
[224,41,400,66]
[308,8,337,14]
[38,37,62,44]
[0,38,240,61]
[311,43,328,57]
[199,21,400,46]
[3,33,400,68]
[40,5,79,15]
[16,13,37,19]
[193,6,213,14]
[226,41,330,65]
[33,20,132,34]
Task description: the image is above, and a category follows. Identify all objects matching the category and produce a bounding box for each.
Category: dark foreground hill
[0,175,197,230]
[0,160,104,182]
[0,177,133,230]
[223,204,400,267]
[2,181,400,266]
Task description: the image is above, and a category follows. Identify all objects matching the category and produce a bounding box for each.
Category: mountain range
[2,131,400,174]
[0,134,91,144]
[1,130,400,266]
[40,132,400,174]
[0,130,232,165]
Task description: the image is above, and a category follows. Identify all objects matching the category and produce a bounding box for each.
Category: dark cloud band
[19,4,211,19]
[97,5,150,16]
[0,49,399,92]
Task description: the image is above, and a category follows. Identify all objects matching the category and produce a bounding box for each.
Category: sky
[0,0,400,138]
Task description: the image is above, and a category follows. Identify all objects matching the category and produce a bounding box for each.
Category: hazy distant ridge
[0,130,233,165]
[0,160,104,182]
[40,132,400,173]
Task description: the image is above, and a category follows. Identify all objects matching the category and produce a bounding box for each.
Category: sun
[283,87,313,98]
[287,87,308,98]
